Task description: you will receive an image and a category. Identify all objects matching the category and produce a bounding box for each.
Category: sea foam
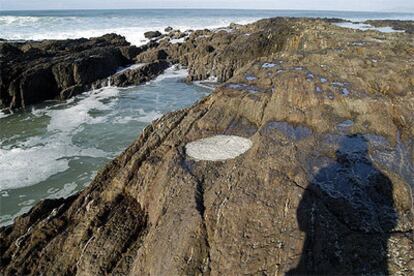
[0,88,119,191]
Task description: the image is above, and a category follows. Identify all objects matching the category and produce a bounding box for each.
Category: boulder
[165,26,174,32]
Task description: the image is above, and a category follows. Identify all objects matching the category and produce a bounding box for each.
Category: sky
[1,0,413,12]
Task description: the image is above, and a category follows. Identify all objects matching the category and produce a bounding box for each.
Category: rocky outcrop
[93,60,171,88]
[0,34,145,109]
[1,18,414,275]
[148,18,355,83]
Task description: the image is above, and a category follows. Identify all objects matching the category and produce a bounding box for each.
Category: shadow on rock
[288,134,397,275]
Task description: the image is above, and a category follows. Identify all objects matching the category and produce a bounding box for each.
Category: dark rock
[0,34,135,109]
[165,26,174,32]
[144,31,162,39]
[136,49,169,63]
[113,61,170,87]
[120,45,145,60]
[93,60,170,88]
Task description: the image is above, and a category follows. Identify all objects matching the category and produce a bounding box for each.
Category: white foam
[0,88,119,191]
[113,115,137,124]
[47,182,78,199]
[47,88,119,133]
[152,66,188,82]
[186,135,252,161]
[136,110,162,123]
[0,146,70,190]
[208,75,218,82]
[0,111,11,120]
[114,109,162,124]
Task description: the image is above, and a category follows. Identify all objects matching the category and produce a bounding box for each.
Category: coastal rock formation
[0,34,145,109]
[1,18,414,275]
[93,60,170,88]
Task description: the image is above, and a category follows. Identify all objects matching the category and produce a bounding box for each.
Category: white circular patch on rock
[186,135,252,161]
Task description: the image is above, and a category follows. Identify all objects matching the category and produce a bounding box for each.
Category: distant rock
[165,26,174,32]
[144,30,162,39]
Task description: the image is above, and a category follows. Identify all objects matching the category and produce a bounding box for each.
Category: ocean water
[0,68,210,226]
[1,9,413,225]
[1,9,414,45]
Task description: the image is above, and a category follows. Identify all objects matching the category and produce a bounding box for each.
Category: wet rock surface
[1,18,414,275]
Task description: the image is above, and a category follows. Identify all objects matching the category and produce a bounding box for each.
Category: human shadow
[287,134,397,275]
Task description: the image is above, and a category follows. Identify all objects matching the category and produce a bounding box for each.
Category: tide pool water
[1,9,414,45]
[0,68,210,226]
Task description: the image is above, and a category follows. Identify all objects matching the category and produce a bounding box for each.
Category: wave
[0,16,41,25]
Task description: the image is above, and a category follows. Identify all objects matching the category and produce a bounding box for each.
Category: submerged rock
[1,17,413,275]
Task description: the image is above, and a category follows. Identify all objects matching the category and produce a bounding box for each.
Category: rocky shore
[0,34,166,110]
[1,18,414,275]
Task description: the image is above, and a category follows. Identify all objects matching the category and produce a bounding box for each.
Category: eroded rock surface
[1,18,413,275]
